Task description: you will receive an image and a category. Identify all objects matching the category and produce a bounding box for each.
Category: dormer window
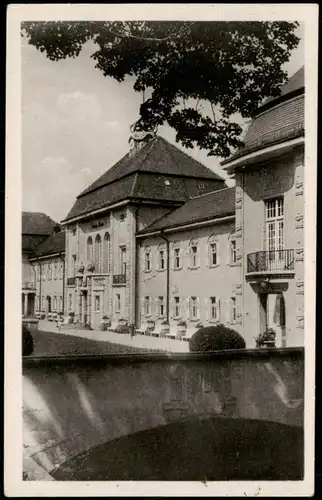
[120,213,126,222]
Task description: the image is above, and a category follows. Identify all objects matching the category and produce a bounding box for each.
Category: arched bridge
[23,348,304,481]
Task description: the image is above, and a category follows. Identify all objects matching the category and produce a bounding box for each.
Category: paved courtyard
[37,320,190,354]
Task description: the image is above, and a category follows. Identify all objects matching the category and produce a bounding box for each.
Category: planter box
[166,334,176,340]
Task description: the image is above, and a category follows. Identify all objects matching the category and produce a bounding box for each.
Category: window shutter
[226,241,231,265]
[197,247,201,268]
[156,251,159,271]
[218,299,221,322]
[205,297,210,322]
[155,296,159,317]
[141,298,145,318]
[197,297,200,320]
[170,296,175,319]
[217,242,220,266]
[206,245,210,268]
[170,248,174,271]
[185,297,190,320]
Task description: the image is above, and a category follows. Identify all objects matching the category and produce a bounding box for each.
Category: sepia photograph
[5,4,317,497]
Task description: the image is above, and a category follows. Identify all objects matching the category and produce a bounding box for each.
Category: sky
[22,23,304,222]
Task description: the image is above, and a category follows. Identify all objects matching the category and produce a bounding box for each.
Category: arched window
[87,236,93,262]
[103,233,110,273]
[95,234,102,272]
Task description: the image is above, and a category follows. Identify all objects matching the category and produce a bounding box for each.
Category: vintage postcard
[5,3,317,497]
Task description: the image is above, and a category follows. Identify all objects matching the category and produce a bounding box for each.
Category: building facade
[136,188,239,338]
[222,66,305,347]
[61,133,226,329]
[22,68,306,348]
[22,212,59,316]
[29,230,66,316]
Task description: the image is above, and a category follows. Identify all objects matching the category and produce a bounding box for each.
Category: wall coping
[23,347,304,368]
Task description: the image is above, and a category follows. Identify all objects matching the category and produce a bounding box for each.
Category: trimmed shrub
[22,324,34,356]
[189,324,246,352]
[115,325,131,334]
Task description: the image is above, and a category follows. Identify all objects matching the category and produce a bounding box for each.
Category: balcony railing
[247,249,295,274]
[22,281,36,290]
[67,277,76,286]
[113,274,126,285]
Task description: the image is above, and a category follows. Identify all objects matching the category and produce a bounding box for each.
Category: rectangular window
[120,247,127,275]
[231,297,236,323]
[116,293,121,313]
[191,245,198,267]
[48,264,52,280]
[210,297,219,321]
[68,293,72,311]
[158,296,164,317]
[174,297,180,318]
[159,250,165,270]
[41,295,45,310]
[189,297,198,319]
[59,296,63,311]
[144,296,151,316]
[230,240,237,264]
[53,296,57,311]
[145,250,151,271]
[265,197,285,264]
[210,242,217,266]
[174,248,181,269]
[95,295,100,312]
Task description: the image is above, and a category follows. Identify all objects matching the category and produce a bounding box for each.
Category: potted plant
[68,311,75,324]
[118,317,127,327]
[146,318,155,330]
[100,315,111,331]
[160,319,170,338]
[177,319,187,335]
[255,327,276,348]
[76,262,85,274]
[86,261,95,273]
[52,311,58,321]
[47,312,53,321]
[40,310,46,320]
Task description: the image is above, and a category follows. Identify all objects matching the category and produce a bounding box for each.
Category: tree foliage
[22,21,300,157]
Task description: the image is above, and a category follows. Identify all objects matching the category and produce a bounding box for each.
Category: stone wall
[23,348,304,477]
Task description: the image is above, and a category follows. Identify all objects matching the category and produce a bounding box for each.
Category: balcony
[22,281,36,291]
[246,249,295,279]
[113,274,126,286]
[67,277,76,286]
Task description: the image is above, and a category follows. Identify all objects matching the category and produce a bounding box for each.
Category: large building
[22,67,305,347]
[22,212,66,317]
[61,133,226,330]
[222,66,305,347]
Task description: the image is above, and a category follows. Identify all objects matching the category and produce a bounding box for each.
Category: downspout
[33,257,42,311]
[134,205,140,328]
[59,251,65,314]
[160,231,170,325]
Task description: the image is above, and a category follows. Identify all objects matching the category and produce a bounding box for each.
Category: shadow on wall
[23,349,304,479]
[243,154,297,203]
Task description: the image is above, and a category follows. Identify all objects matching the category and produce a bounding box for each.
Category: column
[24,293,28,316]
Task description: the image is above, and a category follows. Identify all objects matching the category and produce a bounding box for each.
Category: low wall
[23,348,304,478]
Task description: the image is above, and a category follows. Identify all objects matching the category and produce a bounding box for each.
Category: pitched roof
[22,212,57,235]
[261,66,304,109]
[34,230,66,257]
[80,135,223,197]
[138,187,235,234]
[64,136,226,221]
[222,67,305,166]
